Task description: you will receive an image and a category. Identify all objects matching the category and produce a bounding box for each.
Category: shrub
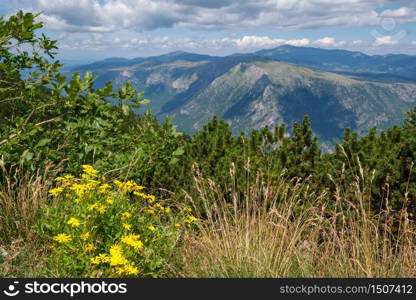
[38,165,196,278]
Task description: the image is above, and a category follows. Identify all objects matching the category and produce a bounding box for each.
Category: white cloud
[63,35,377,55]
[313,37,346,47]
[233,36,286,49]
[380,7,414,17]
[56,33,416,57]
[285,38,310,47]
[373,35,400,47]
[14,0,414,32]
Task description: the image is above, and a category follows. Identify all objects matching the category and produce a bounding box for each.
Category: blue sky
[2,0,416,61]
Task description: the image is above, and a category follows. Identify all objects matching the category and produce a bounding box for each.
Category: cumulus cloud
[12,0,414,32]
[62,34,375,55]
[373,35,400,47]
[313,37,346,47]
[285,39,311,47]
[380,6,415,18]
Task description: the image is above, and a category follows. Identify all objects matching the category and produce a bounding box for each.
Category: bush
[38,165,196,277]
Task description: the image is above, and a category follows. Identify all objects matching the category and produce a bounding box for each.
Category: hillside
[252,45,416,82]
[68,50,416,144]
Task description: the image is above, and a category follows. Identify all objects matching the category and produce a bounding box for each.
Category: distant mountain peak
[165,50,189,56]
[67,45,416,145]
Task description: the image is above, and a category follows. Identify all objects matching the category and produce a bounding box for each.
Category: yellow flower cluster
[122,223,132,230]
[80,232,90,241]
[121,234,143,249]
[91,244,139,276]
[133,191,156,203]
[81,164,99,179]
[85,243,96,252]
[180,207,197,225]
[49,164,184,278]
[114,180,144,193]
[184,215,197,224]
[49,187,64,196]
[99,184,111,194]
[121,212,132,219]
[87,202,107,214]
[55,175,75,187]
[67,217,81,227]
[144,203,170,215]
[53,233,72,243]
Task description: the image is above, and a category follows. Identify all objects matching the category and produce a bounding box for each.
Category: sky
[1,0,416,62]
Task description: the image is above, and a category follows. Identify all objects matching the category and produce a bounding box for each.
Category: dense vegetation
[1,12,416,277]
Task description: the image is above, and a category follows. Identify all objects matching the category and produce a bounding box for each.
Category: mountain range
[66,45,416,145]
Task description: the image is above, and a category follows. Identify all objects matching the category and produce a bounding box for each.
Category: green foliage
[330,114,416,216]
[0,11,170,179]
[37,165,194,277]
[1,11,416,224]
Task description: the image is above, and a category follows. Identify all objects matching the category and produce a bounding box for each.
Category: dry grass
[177,164,416,278]
[0,158,61,277]
[1,157,415,278]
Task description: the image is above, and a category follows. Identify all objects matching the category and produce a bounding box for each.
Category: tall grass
[177,163,416,277]
[0,159,60,276]
[1,157,415,278]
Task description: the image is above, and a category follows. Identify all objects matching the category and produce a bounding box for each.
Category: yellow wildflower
[81,165,98,179]
[55,175,74,183]
[109,245,128,266]
[87,203,107,213]
[122,223,132,230]
[174,223,181,228]
[54,175,75,187]
[85,243,96,252]
[90,256,101,265]
[53,233,72,244]
[155,203,164,211]
[145,208,155,215]
[148,225,156,231]
[124,264,139,275]
[80,232,90,241]
[115,180,144,193]
[113,180,123,187]
[67,217,81,227]
[185,216,197,224]
[147,195,156,203]
[106,198,114,204]
[86,179,100,189]
[121,235,143,249]
[96,204,107,214]
[90,253,109,265]
[70,184,89,199]
[98,253,110,263]
[87,203,98,211]
[116,264,139,276]
[49,187,64,196]
[99,184,111,194]
[165,207,171,213]
[121,212,132,219]
[133,191,155,203]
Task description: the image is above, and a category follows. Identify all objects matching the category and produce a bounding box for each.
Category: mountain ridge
[66,46,416,145]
